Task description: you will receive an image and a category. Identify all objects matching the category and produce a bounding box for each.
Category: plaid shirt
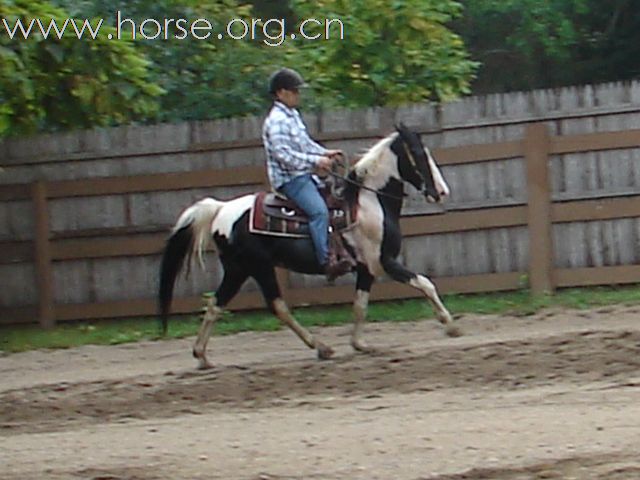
[262,101,328,190]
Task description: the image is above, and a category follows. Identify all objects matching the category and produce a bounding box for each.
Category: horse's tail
[158,197,224,335]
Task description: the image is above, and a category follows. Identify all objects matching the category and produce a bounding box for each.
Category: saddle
[249,187,358,274]
[250,188,356,238]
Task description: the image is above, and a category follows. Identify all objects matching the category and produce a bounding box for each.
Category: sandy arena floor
[1,304,640,479]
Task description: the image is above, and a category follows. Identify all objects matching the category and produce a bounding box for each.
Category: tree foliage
[56,0,289,121]
[458,0,640,93]
[1,0,479,134]
[4,0,638,136]
[0,0,163,135]
[290,0,478,107]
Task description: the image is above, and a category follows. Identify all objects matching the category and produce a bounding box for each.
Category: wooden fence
[2,81,640,327]
[2,120,639,327]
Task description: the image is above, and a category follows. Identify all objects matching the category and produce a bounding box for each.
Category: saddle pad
[249,192,355,238]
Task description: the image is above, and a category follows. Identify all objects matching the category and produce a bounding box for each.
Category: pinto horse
[159,124,461,369]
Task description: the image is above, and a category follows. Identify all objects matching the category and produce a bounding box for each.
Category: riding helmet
[268,68,306,94]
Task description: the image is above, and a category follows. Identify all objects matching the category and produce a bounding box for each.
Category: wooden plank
[52,234,166,260]
[3,101,640,167]
[0,183,31,201]
[46,166,267,198]
[553,189,640,203]
[438,105,640,132]
[38,142,528,200]
[0,306,37,325]
[524,123,554,294]
[51,225,166,240]
[0,242,32,264]
[31,181,55,328]
[5,129,637,202]
[552,195,640,223]
[54,296,201,321]
[370,272,523,299]
[555,265,640,288]
[52,292,267,321]
[191,129,387,153]
[551,129,640,155]
[434,141,523,165]
[45,208,527,262]
[400,206,527,236]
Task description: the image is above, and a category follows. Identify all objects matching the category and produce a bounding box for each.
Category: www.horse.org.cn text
[1,11,345,47]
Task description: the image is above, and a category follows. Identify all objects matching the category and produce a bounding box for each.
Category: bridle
[326,134,426,201]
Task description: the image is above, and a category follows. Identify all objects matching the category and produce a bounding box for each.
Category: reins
[327,155,408,201]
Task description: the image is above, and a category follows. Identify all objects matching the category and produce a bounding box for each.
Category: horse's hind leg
[272,299,335,360]
[254,267,335,360]
[382,257,462,338]
[193,265,248,369]
[193,297,223,369]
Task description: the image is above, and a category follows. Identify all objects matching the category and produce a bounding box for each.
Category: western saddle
[249,185,357,279]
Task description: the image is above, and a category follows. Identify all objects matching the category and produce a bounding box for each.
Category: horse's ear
[395,122,408,135]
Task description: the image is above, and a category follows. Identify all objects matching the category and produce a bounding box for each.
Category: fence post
[524,123,554,295]
[31,181,55,328]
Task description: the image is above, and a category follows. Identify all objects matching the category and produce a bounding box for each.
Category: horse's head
[391,123,450,203]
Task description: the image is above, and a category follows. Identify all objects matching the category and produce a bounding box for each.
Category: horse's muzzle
[425,190,441,204]
[425,186,449,204]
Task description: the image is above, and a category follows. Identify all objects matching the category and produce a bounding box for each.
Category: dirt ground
[1,304,640,480]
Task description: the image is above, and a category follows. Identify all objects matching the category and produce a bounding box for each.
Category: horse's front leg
[381,257,462,338]
[350,263,378,353]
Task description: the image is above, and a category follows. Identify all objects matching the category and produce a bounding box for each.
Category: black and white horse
[159,124,461,369]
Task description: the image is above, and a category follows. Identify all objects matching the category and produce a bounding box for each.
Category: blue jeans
[279,174,329,266]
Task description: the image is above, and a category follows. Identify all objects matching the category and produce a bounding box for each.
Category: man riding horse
[262,67,352,280]
[159,70,459,368]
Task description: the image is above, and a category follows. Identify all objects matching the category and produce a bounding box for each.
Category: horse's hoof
[194,353,215,370]
[445,324,463,338]
[317,343,335,360]
[197,361,215,370]
[351,340,379,354]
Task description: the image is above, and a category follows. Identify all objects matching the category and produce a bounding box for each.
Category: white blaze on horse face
[343,190,385,276]
[425,147,450,199]
[211,194,256,240]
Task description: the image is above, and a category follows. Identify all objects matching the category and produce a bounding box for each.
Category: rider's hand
[325,149,343,158]
[317,155,334,172]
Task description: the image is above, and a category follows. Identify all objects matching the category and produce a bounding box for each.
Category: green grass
[2,285,640,354]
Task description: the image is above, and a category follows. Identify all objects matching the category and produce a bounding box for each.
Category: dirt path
[2,305,640,479]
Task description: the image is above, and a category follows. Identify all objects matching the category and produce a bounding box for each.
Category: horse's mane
[352,131,398,186]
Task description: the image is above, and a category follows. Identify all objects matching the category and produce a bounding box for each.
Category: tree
[289,0,478,107]
[457,0,640,93]
[55,0,291,122]
[2,0,481,134]
[0,0,163,135]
